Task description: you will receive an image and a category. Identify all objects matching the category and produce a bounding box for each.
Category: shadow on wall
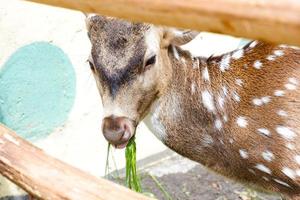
[0,42,76,141]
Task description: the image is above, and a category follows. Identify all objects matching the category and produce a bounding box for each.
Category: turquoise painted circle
[0,42,76,141]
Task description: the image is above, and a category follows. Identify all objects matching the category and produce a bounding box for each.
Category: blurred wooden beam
[0,124,152,200]
[26,0,300,46]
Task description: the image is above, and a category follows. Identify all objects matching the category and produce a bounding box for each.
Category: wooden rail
[0,124,152,200]
[27,0,300,46]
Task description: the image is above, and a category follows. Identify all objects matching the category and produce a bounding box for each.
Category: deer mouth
[102,115,136,149]
[113,130,132,149]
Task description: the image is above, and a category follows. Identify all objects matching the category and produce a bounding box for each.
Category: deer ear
[162,28,198,47]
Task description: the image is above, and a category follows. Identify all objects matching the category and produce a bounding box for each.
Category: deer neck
[144,45,239,164]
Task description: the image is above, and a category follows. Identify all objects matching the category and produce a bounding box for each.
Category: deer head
[86,15,197,148]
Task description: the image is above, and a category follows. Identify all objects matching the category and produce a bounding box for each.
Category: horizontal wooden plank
[0,124,152,200]
[26,0,300,46]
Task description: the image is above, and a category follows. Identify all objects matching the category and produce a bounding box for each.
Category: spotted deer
[86,14,300,199]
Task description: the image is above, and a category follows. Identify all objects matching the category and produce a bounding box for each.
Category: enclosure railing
[1,0,300,199]
[0,125,152,200]
[27,0,300,46]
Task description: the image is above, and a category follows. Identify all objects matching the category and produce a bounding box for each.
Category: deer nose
[102,116,133,148]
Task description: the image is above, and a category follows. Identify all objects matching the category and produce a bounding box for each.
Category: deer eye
[145,55,156,68]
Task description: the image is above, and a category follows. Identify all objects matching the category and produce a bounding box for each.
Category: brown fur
[161,43,300,199]
[86,15,300,199]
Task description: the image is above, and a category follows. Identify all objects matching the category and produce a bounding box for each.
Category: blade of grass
[105,143,111,177]
[149,173,173,200]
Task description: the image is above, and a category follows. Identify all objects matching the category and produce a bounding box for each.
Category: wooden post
[0,124,153,200]
[26,0,300,46]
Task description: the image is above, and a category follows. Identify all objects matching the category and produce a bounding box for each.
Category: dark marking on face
[88,16,151,98]
[92,39,146,98]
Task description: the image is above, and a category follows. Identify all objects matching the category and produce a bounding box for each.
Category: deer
[85,14,300,199]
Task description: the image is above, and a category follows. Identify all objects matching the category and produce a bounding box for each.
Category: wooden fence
[27,0,300,46]
[0,124,152,199]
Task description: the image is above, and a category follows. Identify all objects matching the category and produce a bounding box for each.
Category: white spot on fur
[249,41,258,48]
[229,138,234,144]
[252,97,271,106]
[236,116,248,128]
[191,82,196,94]
[3,134,20,145]
[266,55,276,61]
[262,151,274,162]
[276,126,296,140]
[235,79,243,87]
[201,90,215,112]
[277,110,288,117]
[289,77,299,85]
[252,98,263,106]
[239,149,249,159]
[262,96,271,104]
[274,50,284,57]
[255,164,271,174]
[215,119,223,130]
[253,60,262,69]
[220,55,231,72]
[217,96,225,109]
[286,143,295,150]
[202,67,210,82]
[295,155,300,165]
[262,176,269,181]
[274,179,291,188]
[282,167,296,179]
[274,90,285,97]
[219,139,224,145]
[222,86,228,96]
[232,49,244,59]
[248,169,256,175]
[233,91,240,102]
[257,128,270,136]
[285,83,297,90]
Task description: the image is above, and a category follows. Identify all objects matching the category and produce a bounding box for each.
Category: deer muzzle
[102,115,136,149]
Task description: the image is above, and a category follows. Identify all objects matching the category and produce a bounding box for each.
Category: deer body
[86,15,300,199]
[144,42,300,198]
